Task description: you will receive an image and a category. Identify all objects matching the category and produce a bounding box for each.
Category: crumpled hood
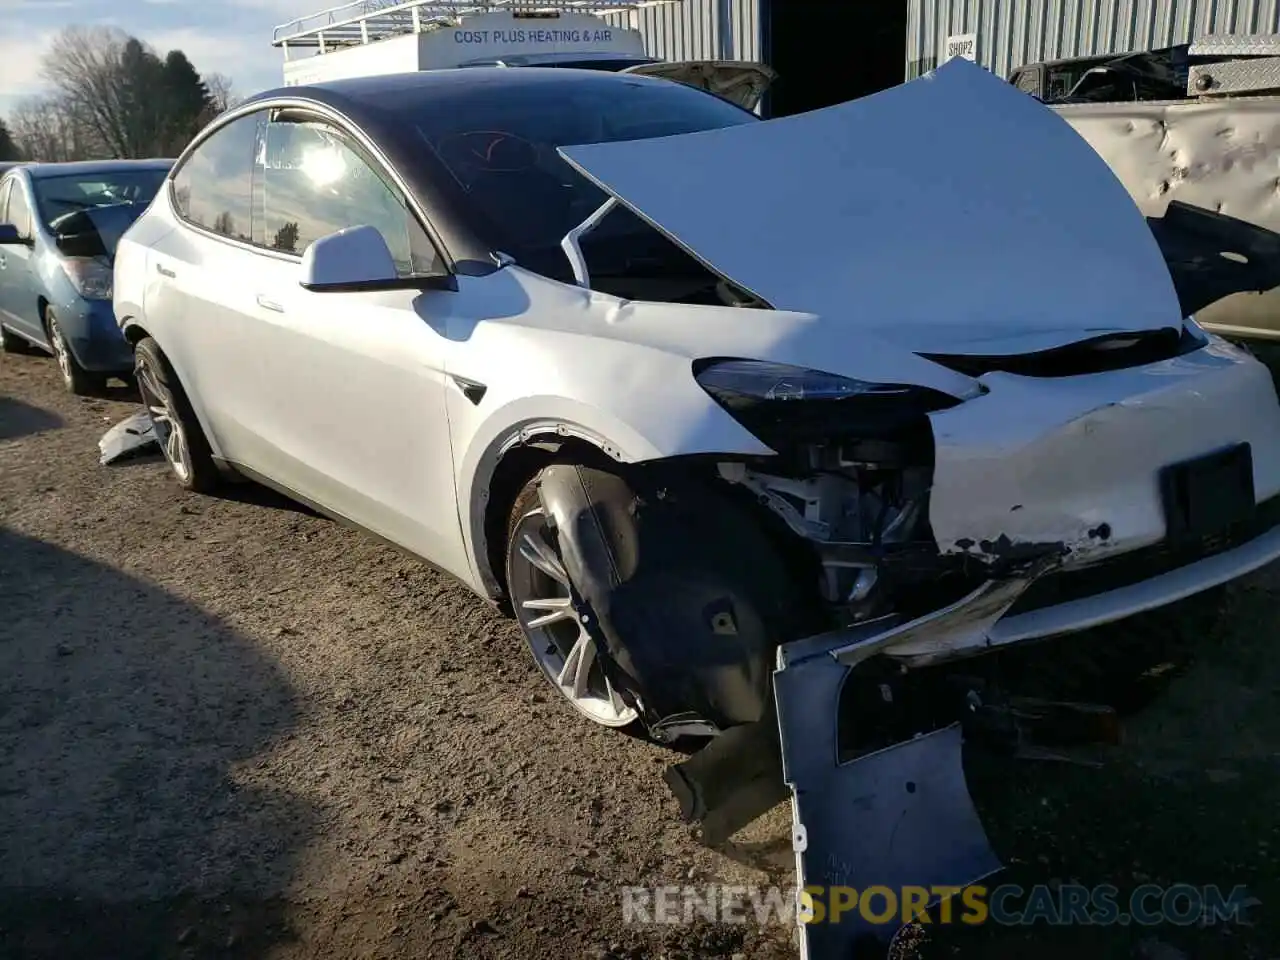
[50,202,149,262]
[559,58,1186,357]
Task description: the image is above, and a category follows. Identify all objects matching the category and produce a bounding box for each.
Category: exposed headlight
[694,358,961,446]
[62,258,113,300]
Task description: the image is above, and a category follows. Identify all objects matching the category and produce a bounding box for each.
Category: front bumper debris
[99,410,157,465]
[774,637,1001,958]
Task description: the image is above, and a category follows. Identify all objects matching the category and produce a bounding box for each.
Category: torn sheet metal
[926,337,1280,566]
[559,57,1184,357]
[1053,96,1280,338]
[774,626,1001,959]
[98,410,158,465]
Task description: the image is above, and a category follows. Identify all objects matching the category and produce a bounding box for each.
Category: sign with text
[944,33,978,63]
[420,11,646,67]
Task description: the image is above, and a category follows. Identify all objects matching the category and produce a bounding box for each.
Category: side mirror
[300,225,453,293]
[300,225,398,291]
[0,223,30,246]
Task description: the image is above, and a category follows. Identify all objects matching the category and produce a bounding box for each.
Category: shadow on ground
[929,580,1280,959]
[0,396,64,442]
[0,528,316,960]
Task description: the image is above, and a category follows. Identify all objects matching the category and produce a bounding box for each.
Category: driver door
[237,112,466,572]
[0,176,43,342]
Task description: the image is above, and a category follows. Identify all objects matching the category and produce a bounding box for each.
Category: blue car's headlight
[61,258,113,301]
[694,358,961,447]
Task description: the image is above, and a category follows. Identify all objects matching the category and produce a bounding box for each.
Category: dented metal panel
[926,336,1280,564]
[1053,94,1280,337]
[908,0,1280,80]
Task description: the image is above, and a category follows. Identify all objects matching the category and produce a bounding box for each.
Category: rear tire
[133,336,220,494]
[46,309,105,396]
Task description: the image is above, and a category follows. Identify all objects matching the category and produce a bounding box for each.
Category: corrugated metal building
[601,2,908,115]
[907,0,1280,80]
[604,1,1280,114]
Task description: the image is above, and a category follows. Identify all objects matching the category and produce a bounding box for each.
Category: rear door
[145,109,270,459]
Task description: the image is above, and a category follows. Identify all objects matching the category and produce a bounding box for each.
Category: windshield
[401,77,759,277]
[32,168,168,231]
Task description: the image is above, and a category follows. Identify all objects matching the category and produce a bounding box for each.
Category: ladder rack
[273,0,675,52]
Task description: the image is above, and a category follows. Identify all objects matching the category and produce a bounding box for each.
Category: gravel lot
[2,347,1278,960]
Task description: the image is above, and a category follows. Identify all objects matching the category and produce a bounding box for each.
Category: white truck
[272,0,775,111]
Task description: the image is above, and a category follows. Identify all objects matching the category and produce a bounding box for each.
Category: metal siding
[601,0,761,62]
[907,0,1280,80]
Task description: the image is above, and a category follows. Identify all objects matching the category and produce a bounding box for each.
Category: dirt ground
[1,347,1278,960]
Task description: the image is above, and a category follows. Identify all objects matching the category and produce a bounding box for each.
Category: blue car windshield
[32,169,168,231]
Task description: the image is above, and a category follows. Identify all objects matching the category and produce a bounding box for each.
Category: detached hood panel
[560,58,1185,357]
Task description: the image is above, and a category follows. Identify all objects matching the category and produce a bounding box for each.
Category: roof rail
[273,0,675,51]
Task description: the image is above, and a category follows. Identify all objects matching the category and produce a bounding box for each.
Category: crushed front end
[536,330,1280,959]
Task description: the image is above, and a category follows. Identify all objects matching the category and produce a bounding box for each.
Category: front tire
[133,336,220,494]
[46,309,105,396]
[505,478,640,729]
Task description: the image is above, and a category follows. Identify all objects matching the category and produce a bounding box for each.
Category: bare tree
[41,25,135,158]
[7,95,87,163]
[18,24,220,161]
[203,73,239,115]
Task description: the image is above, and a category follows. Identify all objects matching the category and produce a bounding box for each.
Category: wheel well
[37,296,49,330]
[483,436,617,600]
[121,322,151,346]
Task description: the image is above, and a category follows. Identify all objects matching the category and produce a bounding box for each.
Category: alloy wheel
[48,319,72,385]
[508,507,638,727]
[135,355,192,483]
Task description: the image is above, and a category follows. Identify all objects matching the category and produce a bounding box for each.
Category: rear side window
[1013,67,1042,96]
[172,112,262,243]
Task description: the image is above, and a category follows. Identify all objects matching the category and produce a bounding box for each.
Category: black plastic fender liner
[534,462,819,732]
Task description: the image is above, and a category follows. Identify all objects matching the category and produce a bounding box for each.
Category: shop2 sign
[944,33,977,63]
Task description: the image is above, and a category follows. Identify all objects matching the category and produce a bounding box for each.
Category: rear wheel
[505,479,639,728]
[133,336,220,494]
[46,309,104,396]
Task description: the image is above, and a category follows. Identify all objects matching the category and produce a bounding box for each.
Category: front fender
[451,385,770,597]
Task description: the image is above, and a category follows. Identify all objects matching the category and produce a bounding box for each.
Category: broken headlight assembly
[694,358,961,446]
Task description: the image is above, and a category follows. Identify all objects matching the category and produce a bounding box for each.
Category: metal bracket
[561,196,618,288]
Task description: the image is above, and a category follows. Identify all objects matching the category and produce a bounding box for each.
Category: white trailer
[271,1,775,109]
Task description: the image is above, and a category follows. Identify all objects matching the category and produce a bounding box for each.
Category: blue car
[0,159,172,394]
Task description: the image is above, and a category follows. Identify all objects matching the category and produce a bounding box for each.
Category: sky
[0,0,302,119]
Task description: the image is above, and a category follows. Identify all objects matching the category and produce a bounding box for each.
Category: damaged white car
[112,59,1280,955]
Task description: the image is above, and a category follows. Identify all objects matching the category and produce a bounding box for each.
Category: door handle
[156,263,175,278]
[256,295,284,313]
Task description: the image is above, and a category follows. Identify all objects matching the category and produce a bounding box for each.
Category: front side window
[259,118,439,276]
[6,180,32,237]
[172,112,261,243]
